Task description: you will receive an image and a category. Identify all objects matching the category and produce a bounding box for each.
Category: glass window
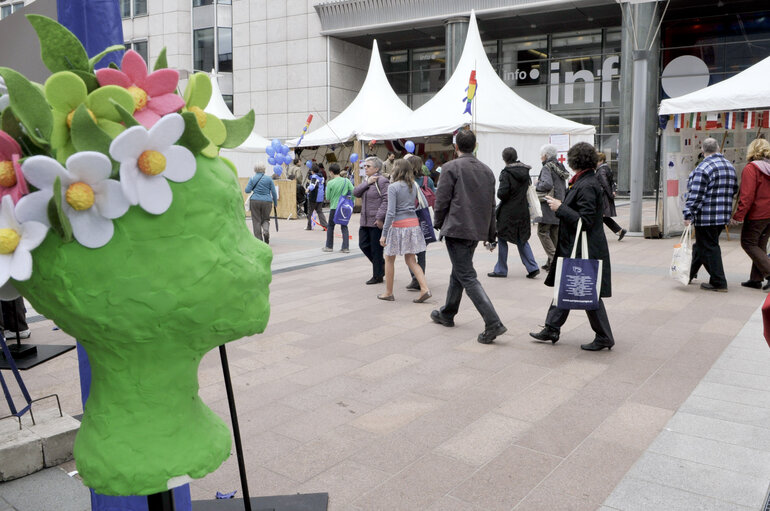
[1,5,10,18]
[133,40,148,63]
[223,95,233,112]
[133,0,146,16]
[193,0,213,6]
[500,35,548,105]
[218,27,232,73]
[120,0,130,18]
[412,47,445,95]
[12,2,23,12]
[218,0,231,4]
[193,28,215,72]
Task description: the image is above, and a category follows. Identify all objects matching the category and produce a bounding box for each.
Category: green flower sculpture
[182,73,226,158]
[0,14,268,496]
[45,71,134,164]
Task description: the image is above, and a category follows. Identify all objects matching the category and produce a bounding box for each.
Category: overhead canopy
[206,71,271,152]
[361,11,595,140]
[659,55,770,115]
[287,39,413,147]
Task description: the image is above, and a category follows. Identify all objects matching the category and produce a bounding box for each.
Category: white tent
[362,11,595,174]
[205,72,271,177]
[287,40,413,147]
[659,55,770,114]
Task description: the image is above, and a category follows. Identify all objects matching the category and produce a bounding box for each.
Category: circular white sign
[661,55,710,98]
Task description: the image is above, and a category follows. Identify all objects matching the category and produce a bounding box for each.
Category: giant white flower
[15,152,130,248]
[109,113,195,215]
[0,195,48,299]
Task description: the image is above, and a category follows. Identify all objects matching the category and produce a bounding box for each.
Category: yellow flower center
[0,228,20,254]
[65,182,95,211]
[189,106,207,128]
[66,108,97,128]
[127,85,148,111]
[0,161,16,188]
[137,150,166,176]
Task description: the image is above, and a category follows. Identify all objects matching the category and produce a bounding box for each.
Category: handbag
[553,218,602,310]
[527,182,543,222]
[669,224,692,286]
[415,187,437,244]
[333,194,354,226]
[421,176,436,208]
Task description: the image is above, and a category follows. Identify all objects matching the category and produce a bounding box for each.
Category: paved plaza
[2,200,770,510]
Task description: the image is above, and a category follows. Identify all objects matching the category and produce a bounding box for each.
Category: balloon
[405,140,415,153]
[306,160,313,168]
[271,138,281,149]
[265,146,275,156]
[280,144,289,154]
[267,156,276,165]
[273,165,282,176]
[350,153,359,164]
[425,158,434,171]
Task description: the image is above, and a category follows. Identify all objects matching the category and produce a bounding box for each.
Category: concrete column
[444,17,469,78]
[618,2,660,199]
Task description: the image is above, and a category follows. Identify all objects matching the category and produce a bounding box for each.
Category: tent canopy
[362,11,595,141]
[206,71,271,152]
[287,40,413,147]
[659,55,770,115]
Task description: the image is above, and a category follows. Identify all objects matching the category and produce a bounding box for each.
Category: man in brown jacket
[431,128,507,344]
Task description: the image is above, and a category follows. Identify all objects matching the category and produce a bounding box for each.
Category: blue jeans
[493,239,539,276]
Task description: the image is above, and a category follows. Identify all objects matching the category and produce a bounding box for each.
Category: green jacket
[325,176,354,209]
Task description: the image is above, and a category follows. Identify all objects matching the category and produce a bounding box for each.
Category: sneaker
[340,248,350,253]
[4,329,30,339]
[478,323,507,344]
[322,247,333,252]
[618,228,627,241]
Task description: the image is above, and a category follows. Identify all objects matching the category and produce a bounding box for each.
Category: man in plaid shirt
[683,137,738,292]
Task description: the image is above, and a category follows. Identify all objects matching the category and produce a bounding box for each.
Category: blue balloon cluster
[265,138,292,176]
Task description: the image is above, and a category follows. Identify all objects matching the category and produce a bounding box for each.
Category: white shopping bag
[526,184,543,222]
[669,224,692,286]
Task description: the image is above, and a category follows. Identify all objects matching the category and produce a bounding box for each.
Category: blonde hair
[390,159,414,190]
[747,138,770,162]
[597,152,607,163]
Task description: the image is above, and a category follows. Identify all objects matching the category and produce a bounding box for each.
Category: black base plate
[0,344,76,370]
[193,493,328,511]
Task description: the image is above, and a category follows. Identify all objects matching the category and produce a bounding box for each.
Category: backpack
[420,176,436,208]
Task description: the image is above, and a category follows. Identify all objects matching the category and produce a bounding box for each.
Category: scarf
[569,169,592,187]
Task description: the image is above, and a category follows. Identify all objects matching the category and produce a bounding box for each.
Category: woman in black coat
[488,147,540,279]
[529,142,615,351]
[596,152,627,240]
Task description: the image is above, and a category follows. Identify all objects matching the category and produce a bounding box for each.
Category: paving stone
[590,402,673,451]
[348,353,420,381]
[665,411,770,452]
[677,394,770,429]
[604,476,754,511]
[351,393,442,435]
[434,412,530,466]
[295,460,390,508]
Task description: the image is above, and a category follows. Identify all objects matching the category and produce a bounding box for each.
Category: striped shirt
[683,153,738,226]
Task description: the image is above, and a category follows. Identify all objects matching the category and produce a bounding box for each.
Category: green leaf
[110,100,140,128]
[1,108,23,140]
[26,14,89,73]
[220,110,255,149]
[47,176,74,243]
[88,44,126,71]
[72,70,100,94]
[183,72,212,108]
[153,48,168,71]
[0,67,52,146]
[177,111,209,155]
[108,62,119,70]
[70,105,116,175]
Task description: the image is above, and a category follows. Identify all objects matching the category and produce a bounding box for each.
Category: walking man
[430,128,507,344]
[684,137,738,292]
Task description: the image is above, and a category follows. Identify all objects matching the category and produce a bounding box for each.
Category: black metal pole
[218,344,252,511]
[147,489,175,511]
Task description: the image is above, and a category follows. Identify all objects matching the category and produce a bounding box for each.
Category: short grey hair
[540,144,558,159]
[253,162,266,173]
[702,138,719,155]
[364,156,383,172]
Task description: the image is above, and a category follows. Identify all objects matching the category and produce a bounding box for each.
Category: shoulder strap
[570,218,589,259]
[374,179,382,197]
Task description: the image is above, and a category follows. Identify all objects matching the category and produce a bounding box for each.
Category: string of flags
[660,110,770,132]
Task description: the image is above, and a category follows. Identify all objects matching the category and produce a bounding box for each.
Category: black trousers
[603,217,622,234]
[2,297,28,332]
[307,201,328,228]
[545,299,614,345]
[408,251,427,281]
[690,224,727,288]
[359,226,385,279]
[440,237,502,328]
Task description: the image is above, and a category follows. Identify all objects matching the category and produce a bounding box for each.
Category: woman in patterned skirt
[378,159,431,303]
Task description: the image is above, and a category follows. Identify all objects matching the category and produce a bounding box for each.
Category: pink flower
[0,131,29,204]
[96,50,185,128]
